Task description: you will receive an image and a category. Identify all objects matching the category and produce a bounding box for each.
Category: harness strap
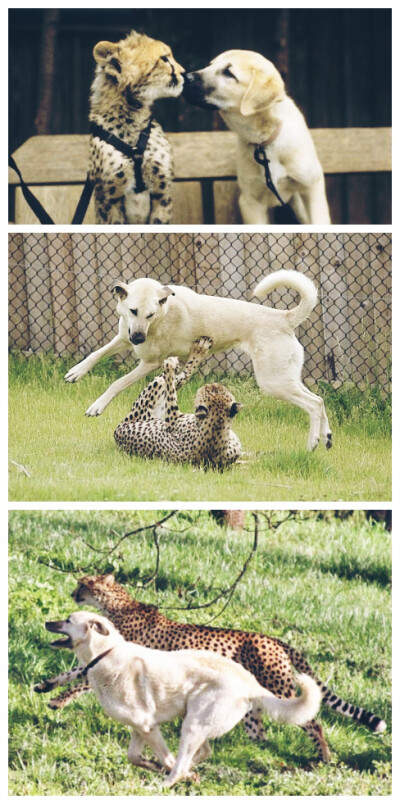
[81,647,114,677]
[71,174,95,225]
[9,155,55,224]
[253,145,300,224]
[90,117,153,194]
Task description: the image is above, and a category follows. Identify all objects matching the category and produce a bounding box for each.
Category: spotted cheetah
[124,336,213,423]
[89,30,184,224]
[37,575,386,764]
[114,353,242,470]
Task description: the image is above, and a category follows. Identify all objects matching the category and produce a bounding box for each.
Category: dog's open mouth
[45,621,72,649]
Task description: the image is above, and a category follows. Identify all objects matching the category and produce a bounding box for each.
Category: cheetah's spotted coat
[114,341,242,469]
[89,30,184,224]
[42,575,386,763]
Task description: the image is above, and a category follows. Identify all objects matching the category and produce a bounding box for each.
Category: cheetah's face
[93,30,185,104]
[195,383,243,420]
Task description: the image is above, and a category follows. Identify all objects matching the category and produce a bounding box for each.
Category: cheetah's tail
[285,645,386,733]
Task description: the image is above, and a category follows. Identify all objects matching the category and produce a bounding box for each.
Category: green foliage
[9,511,391,795]
[9,355,391,501]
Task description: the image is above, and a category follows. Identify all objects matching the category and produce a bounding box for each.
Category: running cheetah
[89,30,184,223]
[113,350,242,470]
[36,574,386,764]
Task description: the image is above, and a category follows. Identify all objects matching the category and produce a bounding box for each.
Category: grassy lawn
[9,355,391,502]
[8,510,391,795]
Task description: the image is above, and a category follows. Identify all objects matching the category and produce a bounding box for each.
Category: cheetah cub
[114,350,242,469]
[89,30,184,224]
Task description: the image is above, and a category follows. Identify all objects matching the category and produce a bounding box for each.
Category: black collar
[81,647,114,676]
[90,118,153,194]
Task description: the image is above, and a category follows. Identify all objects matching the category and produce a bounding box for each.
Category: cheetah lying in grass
[113,338,242,469]
[89,30,184,224]
[35,574,387,764]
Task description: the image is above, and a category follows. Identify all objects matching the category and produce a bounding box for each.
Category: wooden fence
[8,232,391,391]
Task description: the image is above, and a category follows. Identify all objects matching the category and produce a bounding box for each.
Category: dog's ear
[93,41,122,78]
[195,404,209,420]
[158,286,175,306]
[229,401,243,419]
[90,619,110,636]
[240,69,285,116]
[111,281,129,300]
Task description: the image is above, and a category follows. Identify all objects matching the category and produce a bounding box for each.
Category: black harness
[9,117,153,225]
[253,143,300,225]
[90,117,153,196]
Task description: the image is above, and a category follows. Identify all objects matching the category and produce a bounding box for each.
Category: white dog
[37,611,321,787]
[183,50,330,224]
[65,269,331,451]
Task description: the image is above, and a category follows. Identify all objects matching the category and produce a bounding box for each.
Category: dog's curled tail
[258,673,322,726]
[253,269,318,328]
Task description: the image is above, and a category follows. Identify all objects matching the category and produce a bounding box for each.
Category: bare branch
[162,512,259,617]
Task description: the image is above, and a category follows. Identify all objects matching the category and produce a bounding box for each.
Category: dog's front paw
[65,362,89,383]
[85,399,106,417]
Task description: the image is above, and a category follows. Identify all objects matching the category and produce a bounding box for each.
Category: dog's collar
[81,647,114,676]
[90,118,153,194]
[250,121,283,149]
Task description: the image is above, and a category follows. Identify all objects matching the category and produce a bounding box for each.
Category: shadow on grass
[271,547,391,588]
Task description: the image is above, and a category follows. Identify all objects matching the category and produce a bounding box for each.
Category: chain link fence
[9,232,391,391]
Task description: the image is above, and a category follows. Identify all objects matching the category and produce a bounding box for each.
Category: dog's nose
[130,332,146,345]
[183,72,199,87]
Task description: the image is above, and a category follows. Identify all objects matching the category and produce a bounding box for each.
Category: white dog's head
[112,277,175,346]
[44,611,116,656]
[183,50,285,116]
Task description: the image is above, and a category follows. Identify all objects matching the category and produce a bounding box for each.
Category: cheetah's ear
[111,281,129,300]
[195,404,209,420]
[159,286,175,306]
[229,402,243,419]
[93,41,122,78]
[103,574,116,586]
[89,619,110,636]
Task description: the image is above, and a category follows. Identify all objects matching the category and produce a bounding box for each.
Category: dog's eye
[222,66,236,80]
[130,309,138,316]
[161,55,170,63]
[146,313,154,319]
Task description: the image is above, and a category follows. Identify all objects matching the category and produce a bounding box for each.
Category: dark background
[9,8,392,223]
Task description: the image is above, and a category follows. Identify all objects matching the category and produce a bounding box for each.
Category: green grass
[9,510,391,795]
[9,354,391,502]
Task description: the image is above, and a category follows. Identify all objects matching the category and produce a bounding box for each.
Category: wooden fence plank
[71,233,102,356]
[23,234,53,353]
[213,181,240,225]
[9,128,392,185]
[8,233,30,351]
[47,235,80,356]
[15,184,96,225]
[171,182,203,224]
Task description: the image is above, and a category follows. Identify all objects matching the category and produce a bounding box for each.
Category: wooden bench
[9,128,391,224]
